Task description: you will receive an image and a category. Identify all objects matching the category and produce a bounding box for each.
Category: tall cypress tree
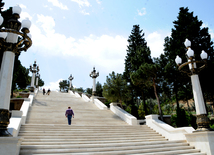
[123,25,153,116]
[162,7,214,127]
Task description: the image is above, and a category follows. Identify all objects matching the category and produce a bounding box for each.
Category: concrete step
[19,91,204,155]
[19,146,198,155]
[21,141,188,149]
[21,140,180,146]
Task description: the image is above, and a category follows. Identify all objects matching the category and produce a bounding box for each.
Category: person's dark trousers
[67,115,72,125]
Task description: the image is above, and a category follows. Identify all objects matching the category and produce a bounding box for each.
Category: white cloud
[96,0,101,4]
[80,10,90,15]
[146,31,170,58]
[19,4,27,9]
[70,0,90,7]
[20,11,32,21]
[202,23,214,39]
[48,0,68,10]
[137,8,146,16]
[36,14,55,34]
[43,79,63,91]
[30,14,127,74]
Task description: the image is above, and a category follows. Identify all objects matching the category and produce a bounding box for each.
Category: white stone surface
[185,131,214,155]
[110,103,138,125]
[28,93,34,106]
[82,93,90,102]
[191,75,207,115]
[94,98,108,110]
[146,115,195,140]
[93,78,96,92]
[69,91,74,95]
[31,72,35,87]
[8,98,31,137]
[36,76,39,87]
[20,98,31,125]
[0,51,15,109]
[74,92,81,97]
[0,137,22,155]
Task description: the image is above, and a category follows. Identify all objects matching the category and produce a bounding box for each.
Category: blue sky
[4,0,214,91]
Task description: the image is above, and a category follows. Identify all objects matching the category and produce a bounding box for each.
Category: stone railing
[145,114,195,140]
[94,99,108,110]
[82,93,90,102]
[110,103,138,125]
[8,91,36,137]
[145,114,214,155]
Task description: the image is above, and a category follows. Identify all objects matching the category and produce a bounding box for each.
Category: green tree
[123,25,153,115]
[38,78,45,87]
[103,71,130,108]
[96,81,103,97]
[74,87,84,93]
[134,63,163,120]
[162,7,214,127]
[59,80,69,91]
[85,88,92,95]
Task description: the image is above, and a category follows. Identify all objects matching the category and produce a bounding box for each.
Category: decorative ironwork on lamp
[0,5,32,136]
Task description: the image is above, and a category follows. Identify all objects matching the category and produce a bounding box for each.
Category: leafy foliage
[96,81,103,97]
[103,71,130,108]
[59,80,69,91]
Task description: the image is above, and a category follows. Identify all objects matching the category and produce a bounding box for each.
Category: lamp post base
[0,109,12,137]
[195,114,213,132]
[29,87,34,92]
[92,91,96,96]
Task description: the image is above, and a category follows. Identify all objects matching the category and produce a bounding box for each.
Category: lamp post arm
[178,60,207,76]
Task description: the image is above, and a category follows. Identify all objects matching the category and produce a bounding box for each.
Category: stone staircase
[18,91,206,155]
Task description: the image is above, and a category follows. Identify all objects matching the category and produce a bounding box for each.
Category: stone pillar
[0,50,16,136]
[190,74,210,130]
[35,73,40,88]
[30,71,36,88]
[0,51,15,110]
[29,61,39,92]
[191,75,206,115]
[92,77,96,95]
[89,67,99,98]
[36,76,38,88]
[68,74,74,92]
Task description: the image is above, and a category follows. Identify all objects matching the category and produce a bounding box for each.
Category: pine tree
[162,7,214,127]
[123,25,152,115]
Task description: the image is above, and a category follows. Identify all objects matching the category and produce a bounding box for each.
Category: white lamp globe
[175,55,182,65]
[0,32,7,39]
[12,5,22,15]
[200,50,208,60]
[184,39,191,48]
[187,48,194,58]
[22,18,31,29]
[0,15,4,26]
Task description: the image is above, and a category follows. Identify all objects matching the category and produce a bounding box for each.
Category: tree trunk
[142,90,148,115]
[119,99,124,109]
[153,78,163,121]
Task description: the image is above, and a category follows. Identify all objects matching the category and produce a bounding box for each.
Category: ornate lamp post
[0,5,32,136]
[175,39,210,131]
[89,67,99,96]
[35,72,40,88]
[68,74,74,91]
[29,60,39,92]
